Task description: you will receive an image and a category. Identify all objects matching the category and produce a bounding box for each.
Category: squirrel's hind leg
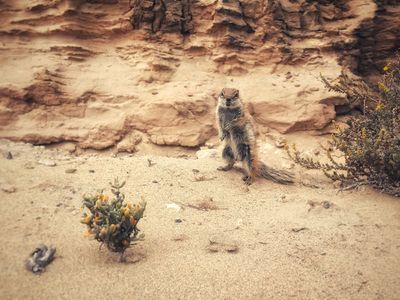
[237,143,253,185]
[218,145,235,171]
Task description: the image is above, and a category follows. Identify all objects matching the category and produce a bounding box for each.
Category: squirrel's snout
[226,98,232,106]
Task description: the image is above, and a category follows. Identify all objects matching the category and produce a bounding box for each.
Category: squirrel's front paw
[220,130,229,141]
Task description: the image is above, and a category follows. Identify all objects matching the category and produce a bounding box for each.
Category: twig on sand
[337,181,368,194]
[357,280,368,293]
[291,227,308,233]
[173,199,223,211]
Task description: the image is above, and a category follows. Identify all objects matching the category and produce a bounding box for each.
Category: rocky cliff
[0,0,399,151]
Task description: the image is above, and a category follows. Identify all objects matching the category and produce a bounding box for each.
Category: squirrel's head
[218,88,241,108]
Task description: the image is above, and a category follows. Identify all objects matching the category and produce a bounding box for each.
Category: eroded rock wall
[353,0,400,77]
[0,0,398,151]
[131,0,193,34]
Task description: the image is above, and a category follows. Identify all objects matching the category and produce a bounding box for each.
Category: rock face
[353,1,400,77]
[131,0,193,34]
[0,0,398,150]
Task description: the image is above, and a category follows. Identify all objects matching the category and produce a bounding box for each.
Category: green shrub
[288,54,400,196]
[81,179,146,260]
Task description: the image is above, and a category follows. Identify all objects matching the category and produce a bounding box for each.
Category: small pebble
[1,184,16,193]
[38,159,56,167]
[24,163,35,169]
[322,201,331,209]
[275,138,286,148]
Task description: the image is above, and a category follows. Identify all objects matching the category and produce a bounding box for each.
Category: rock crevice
[131,0,193,34]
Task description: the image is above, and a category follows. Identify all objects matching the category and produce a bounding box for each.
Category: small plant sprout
[81,178,146,262]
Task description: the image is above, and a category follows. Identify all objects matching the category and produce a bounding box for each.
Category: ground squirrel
[216,88,294,185]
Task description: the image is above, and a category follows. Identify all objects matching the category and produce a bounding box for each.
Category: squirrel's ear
[235,90,239,98]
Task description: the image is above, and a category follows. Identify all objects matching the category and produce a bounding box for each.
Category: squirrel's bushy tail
[256,162,294,185]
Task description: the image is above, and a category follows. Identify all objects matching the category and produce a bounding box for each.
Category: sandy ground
[0,139,399,300]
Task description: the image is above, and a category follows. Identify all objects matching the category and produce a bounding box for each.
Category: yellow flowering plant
[288,54,400,196]
[81,178,146,260]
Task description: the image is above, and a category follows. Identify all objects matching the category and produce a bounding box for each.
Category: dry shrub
[288,54,400,196]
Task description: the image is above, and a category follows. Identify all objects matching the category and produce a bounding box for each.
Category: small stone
[24,163,35,169]
[171,234,188,242]
[193,173,216,182]
[38,159,56,167]
[175,219,183,223]
[59,143,76,153]
[278,194,288,203]
[5,151,13,159]
[322,201,331,209]
[207,245,219,252]
[65,168,77,174]
[89,170,95,173]
[167,203,182,211]
[117,132,142,153]
[1,184,16,193]
[225,245,239,253]
[207,236,239,253]
[275,138,287,148]
[301,179,319,189]
[196,149,218,159]
[58,155,72,161]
